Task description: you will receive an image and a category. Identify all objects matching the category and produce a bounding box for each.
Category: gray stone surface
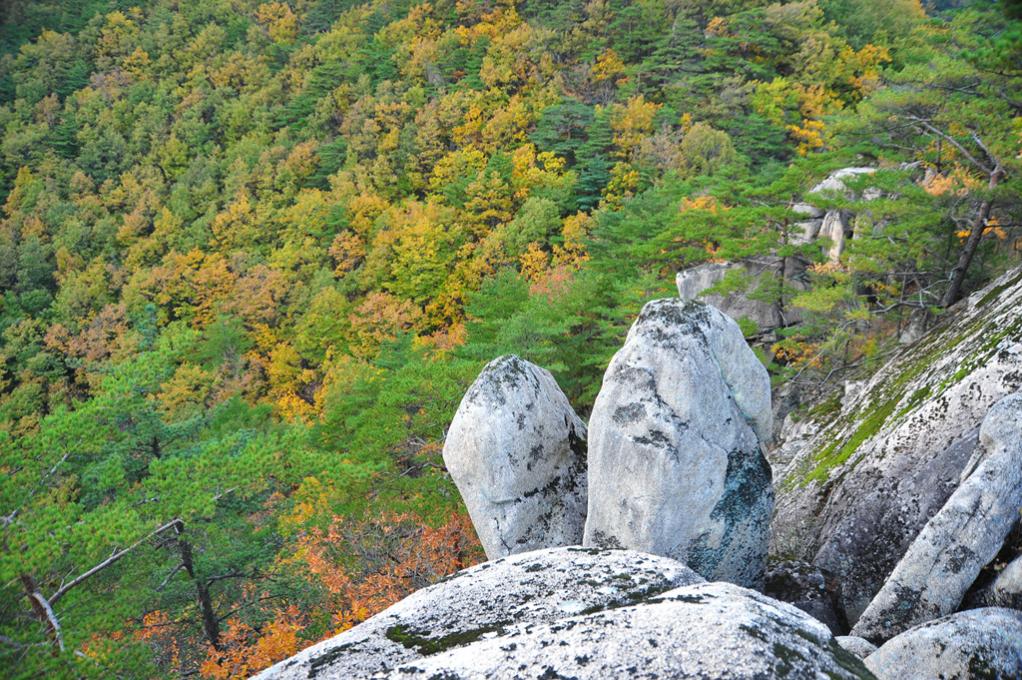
[809,167,876,195]
[852,392,1022,641]
[771,266,1022,625]
[818,210,849,262]
[253,547,702,680]
[836,636,877,659]
[797,167,878,262]
[764,560,846,634]
[389,581,876,679]
[988,553,1022,608]
[584,299,772,587]
[442,355,587,559]
[792,201,824,219]
[675,258,804,333]
[864,608,1022,680]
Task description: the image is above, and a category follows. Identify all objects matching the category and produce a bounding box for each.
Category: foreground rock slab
[584,299,772,587]
[253,547,701,679]
[864,608,1022,680]
[443,355,588,559]
[852,392,1022,641]
[389,581,876,679]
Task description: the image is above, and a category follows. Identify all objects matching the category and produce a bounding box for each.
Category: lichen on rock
[771,266,1022,624]
[583,299,773,588]
[251,547,702,679]
[443,355,588,560]
[387,580,877,679]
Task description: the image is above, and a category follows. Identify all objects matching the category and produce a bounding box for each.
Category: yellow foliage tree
[610,95,661,160]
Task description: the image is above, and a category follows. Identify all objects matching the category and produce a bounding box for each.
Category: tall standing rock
[443,355,587,560]
[583,299,773,587]
[852,392,1022,641]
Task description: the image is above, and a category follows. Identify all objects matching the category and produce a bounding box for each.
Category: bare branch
[20,575,64,652]
[157,563,185,592]
[903,115,992,176]
[968,131,1003,174]
[49,519,182,605]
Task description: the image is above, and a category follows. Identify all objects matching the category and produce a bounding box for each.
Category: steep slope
[771,266,1022,623]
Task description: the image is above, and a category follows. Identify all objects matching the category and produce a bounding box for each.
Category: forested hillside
[1,0,1020,677]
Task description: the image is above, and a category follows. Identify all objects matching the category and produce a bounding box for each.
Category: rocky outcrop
[801,167,878,262]
[764,560,845,633]
[852,392,1022,641]
[443,355,588,559]
[253,547,702,679]
[675,257,805,334]
[264,266,1022,680]
[836,636,877,659]
[809,167,877,196]
[673,167,884,353]
[863,608,1022,680]
[583,299,772,587]
[389,581,876,679]
[772,266,1022,624]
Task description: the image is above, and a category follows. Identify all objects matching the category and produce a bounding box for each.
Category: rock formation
[863,608,1022,680]
[764,560,845,633]
[264,268,1022,680]
[388,581,875,679]
[674,166,881,340]
[804,166,878,262]
[852,392,1022,641]
[675,258,805,334]
[836,636,877,659]
[772,266,1022,624]
[583,299,772,587]
[986,554,1022,608]
[253,547,701,679]
[442,355,588,559]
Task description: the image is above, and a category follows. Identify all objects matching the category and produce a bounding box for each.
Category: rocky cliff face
[771,265,1022,626]
[261,265,1022,680]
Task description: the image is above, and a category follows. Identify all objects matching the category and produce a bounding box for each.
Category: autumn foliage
[1,0,1019,677]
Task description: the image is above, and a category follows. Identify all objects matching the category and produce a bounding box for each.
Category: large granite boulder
[852,392,1022,641]
[771,266,1022,624]
[863,608,1022,680]
[443,355,588,559]
[583,299,773,587]
[388,581,876,679]
[253,547,702,679]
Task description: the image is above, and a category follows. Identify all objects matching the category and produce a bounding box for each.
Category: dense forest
[1,0,1020,677]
